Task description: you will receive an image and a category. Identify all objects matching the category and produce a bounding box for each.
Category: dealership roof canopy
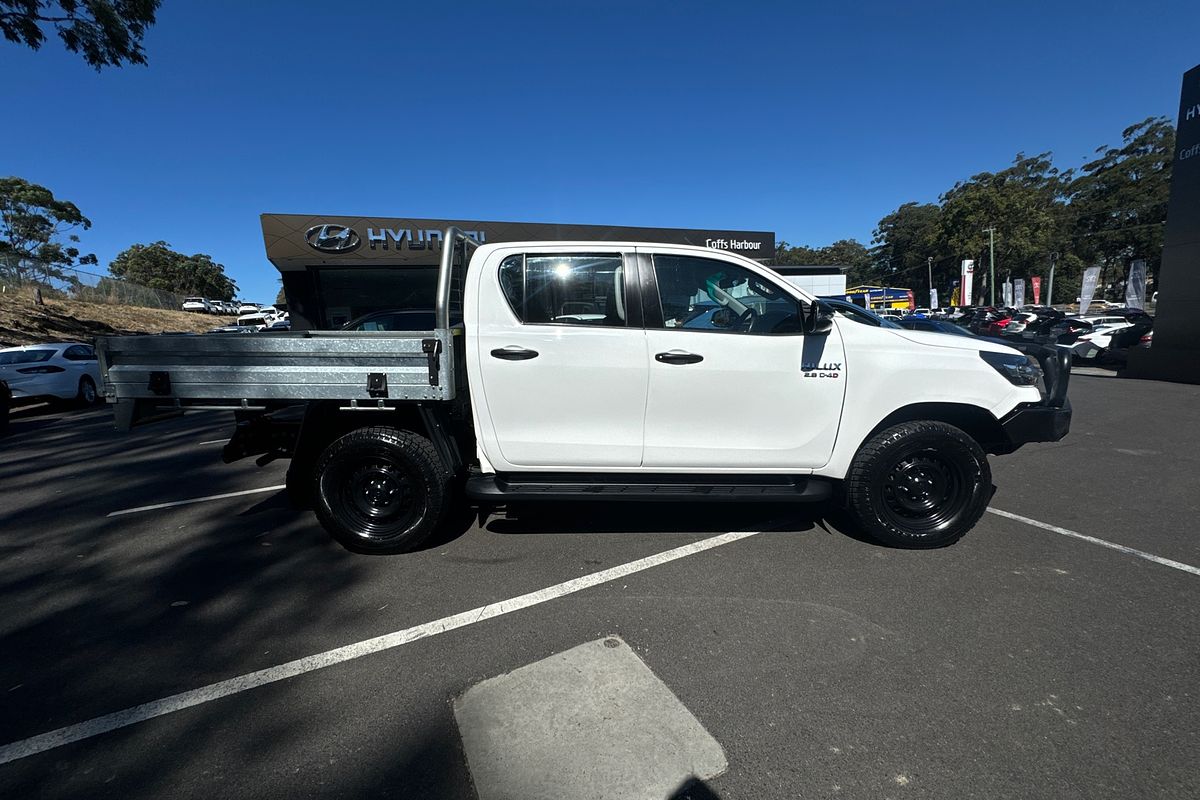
[261,214,775,272]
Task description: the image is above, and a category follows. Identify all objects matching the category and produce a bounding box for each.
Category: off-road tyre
[313,426,449,554]
[845,421,991,549]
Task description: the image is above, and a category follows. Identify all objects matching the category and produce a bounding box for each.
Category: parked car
[1071,323,1134,360]
[1001,312,1038,335]
[182,297,212,313]
[208,325,254,334]
[0,379,9,435]
[1096,320,1155,366]
[263,319,292,332]
[898,317,976,337]
[238,302,262,315]
[236,314,269,331]
[0,343,103,406]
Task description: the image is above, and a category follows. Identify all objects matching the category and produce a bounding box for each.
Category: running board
[466,473,834,503]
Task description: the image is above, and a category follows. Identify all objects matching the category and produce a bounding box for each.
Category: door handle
[491,346,539,361]
[655,350,704,365]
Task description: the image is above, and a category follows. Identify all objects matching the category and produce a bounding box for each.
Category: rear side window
[0,349,55,365]
[499,254,627,327]
[63,345,95,361]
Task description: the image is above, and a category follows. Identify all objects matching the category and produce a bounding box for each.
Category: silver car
[0,343,103,406]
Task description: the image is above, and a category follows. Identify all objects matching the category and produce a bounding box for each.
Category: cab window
[499,254,627,327]
[652,255,802,335]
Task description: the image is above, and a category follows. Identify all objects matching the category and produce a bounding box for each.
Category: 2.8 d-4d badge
[305,224,361,253]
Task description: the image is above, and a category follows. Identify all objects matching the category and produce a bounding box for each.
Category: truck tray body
[98,329,456,406]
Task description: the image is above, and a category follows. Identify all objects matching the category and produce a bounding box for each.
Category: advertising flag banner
[950,287,960,306]
[1032,276,1042,305]
[961,260,974,306]
[1125,260,1147,309]
[1002,281,1012,307]
[930,288,938,309]
[1014,278,1026,307]
[1079,266,1101,315]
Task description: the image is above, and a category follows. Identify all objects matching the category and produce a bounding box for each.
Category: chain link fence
[0,255,186,311]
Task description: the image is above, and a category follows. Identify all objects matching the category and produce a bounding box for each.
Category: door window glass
[499,254,626,327]
[652,255,802,335]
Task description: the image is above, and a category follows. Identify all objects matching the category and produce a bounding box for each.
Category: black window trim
[497,251,642,330]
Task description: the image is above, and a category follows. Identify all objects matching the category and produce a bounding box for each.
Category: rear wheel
[77,376,98,407]
[845,421,991,549]
[313,426,449,554]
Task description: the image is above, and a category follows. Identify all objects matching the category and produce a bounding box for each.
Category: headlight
[979,350,1042,386]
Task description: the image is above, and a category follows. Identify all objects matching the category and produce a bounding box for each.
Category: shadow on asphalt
[0,408,859,798]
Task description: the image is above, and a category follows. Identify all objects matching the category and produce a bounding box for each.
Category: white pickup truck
[98,229,1071,553]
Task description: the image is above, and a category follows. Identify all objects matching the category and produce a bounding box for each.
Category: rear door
[638,248,846,470]
[470,246,648,469]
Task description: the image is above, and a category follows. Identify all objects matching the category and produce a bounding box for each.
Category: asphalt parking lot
[0,375,1197,799]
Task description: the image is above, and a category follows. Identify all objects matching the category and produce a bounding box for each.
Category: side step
[465,473,834,503]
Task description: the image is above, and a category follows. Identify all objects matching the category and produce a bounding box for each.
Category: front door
[472,248,648,469]
[639,249,846,470]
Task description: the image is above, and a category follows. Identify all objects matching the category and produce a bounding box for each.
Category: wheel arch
[287,402,458,507]
[860,402,1008,455]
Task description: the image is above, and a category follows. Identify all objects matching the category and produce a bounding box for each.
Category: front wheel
[313,427,449,554]
[845,421,991,549]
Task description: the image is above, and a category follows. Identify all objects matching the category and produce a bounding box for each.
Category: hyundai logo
[305,224,361,253]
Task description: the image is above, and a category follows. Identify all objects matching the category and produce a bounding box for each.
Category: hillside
[0,293,219,348]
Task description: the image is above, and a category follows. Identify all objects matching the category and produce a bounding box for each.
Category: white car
[182,297,212,313]
[236,311,275,330]
[238,302,262,315]
[0,343,103,406]
[1071,323,1134,359]
[1002,312,1038,334]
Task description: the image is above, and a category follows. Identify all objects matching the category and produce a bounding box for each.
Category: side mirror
[805,302,834,335]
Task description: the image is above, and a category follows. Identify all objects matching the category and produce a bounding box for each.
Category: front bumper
[996,342,1072,450]
[1001,398,1072,446]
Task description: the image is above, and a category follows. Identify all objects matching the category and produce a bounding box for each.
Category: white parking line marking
[106,485,287,517]
[196,439,228,446]
[987,508,1200,577]
[0,530,762,765]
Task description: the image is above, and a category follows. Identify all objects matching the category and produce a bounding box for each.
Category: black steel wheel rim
[880,448,970,533]
[326,453,424,541]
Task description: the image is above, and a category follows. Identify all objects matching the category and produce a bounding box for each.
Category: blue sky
[2,0,1196,303]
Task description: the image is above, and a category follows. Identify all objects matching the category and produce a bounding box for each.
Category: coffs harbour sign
[304,224,486,253]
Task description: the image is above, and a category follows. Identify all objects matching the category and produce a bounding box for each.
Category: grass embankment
[0,291,217,347]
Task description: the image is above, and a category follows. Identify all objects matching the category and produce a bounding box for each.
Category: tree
[109,241,238,300]
[1067,116,1174,300]
[0,176,97,284]
[937,153,1069,301]
[871,203,943,287]
[0,0,159,69]
[776,239,873,283]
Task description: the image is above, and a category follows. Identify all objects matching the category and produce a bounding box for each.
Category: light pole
[1048,251,1058,307]
[983,226,997,306]
[927,256,934,307]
